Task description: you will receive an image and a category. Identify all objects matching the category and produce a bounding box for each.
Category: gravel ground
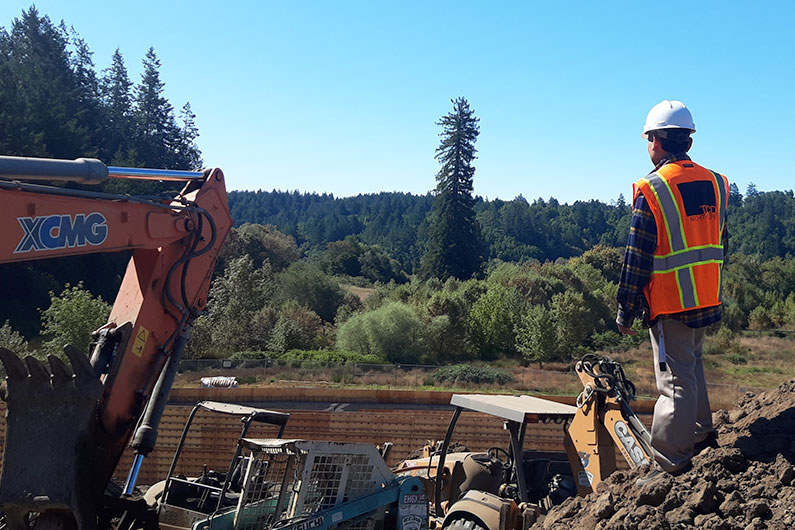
[534,379,795,530]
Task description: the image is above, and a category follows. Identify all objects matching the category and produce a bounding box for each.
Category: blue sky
[2,1,793,203]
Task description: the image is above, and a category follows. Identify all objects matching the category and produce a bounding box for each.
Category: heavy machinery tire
[443,518,486,530]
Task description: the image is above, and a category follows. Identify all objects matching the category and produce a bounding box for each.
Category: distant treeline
[229,185,795,271]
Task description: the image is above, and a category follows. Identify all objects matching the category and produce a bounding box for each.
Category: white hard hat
[641,100,696,139]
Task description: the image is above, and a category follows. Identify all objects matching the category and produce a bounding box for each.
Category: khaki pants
[649,318,713,472]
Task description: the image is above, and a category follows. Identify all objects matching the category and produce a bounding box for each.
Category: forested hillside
[229,186,795,271]
[229,191,434,269]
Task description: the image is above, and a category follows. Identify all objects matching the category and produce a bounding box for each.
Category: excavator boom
[0,156,233,530]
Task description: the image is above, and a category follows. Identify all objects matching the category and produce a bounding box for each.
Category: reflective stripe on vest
[710,170,727,235]
[641,173,687,252]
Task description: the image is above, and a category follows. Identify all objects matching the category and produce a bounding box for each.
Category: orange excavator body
[0,156,233,530]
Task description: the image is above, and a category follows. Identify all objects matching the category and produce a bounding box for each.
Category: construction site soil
[534,379,795,530]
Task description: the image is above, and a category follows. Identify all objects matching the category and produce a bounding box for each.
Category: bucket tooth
[0,348,28,383]
[24,356,51,384]
[64,344,97,385]
[48,355,73,385]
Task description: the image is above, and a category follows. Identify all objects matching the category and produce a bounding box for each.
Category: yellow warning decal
[132,326,149,357]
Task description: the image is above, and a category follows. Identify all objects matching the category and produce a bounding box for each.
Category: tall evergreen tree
[131,48,201,169]
[178,102,202,169]
[101,48,134,163]
[68,29,104,157]
[419,97,485,280]
[134,47,174,166]
[728,182,743,208]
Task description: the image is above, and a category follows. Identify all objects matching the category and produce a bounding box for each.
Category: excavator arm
[0,156,233,530]
[564,354,655,496]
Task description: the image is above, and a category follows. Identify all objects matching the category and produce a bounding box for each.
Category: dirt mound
[535,380,795,530]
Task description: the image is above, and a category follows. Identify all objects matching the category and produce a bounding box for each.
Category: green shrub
[748,305,774,330]
[0,321,32,356]
[228,350,270,360]
[516,305,557,367]
[720,301,746,331]
[549,291,591,360]
[431,364,514,385]
[704,326,746,358]
[468,285,522,359]
[588,329,644,352]
[194,256,275,354]
[279,349,383,364]
[267,303,325,353]
[725,353,747,365]
[277,262,345,322]
[41,283,110,357]
[336,302,423,363]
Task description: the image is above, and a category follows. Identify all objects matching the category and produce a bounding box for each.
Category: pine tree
[131,48,201,170]
[101,48,134,163]
[68,29,103,157]
[419,97,485,280]
[134,47,170,165]
[133,47,182,168]
[178,102,202,169]
[728,182,743,208]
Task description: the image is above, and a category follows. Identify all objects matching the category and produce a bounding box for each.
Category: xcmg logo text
[15,212,108,253]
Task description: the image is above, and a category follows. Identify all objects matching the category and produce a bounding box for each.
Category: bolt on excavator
[0,155,233,530]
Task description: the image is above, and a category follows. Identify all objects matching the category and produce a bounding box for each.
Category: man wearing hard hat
[616,101,729,486]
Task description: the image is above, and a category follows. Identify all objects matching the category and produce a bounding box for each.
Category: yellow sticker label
[132,326,149,357]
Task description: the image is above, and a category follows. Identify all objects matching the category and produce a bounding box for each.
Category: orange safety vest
[633,160,729,320]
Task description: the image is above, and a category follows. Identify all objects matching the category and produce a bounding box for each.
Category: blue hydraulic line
[124,454,145,495]
[108,166,204,181]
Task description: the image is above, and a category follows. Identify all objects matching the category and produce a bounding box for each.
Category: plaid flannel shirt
[616,153,728,329]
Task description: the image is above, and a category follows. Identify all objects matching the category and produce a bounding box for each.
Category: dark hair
[650,130,691,154]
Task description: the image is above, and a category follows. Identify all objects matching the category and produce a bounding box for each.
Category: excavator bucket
[0,346,104,530]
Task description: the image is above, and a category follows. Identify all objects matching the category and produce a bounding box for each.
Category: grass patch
[173,334,795,396]
[340,284,376,302]
[726,366,785,376]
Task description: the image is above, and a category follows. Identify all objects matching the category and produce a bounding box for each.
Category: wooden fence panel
[1,391,654,487]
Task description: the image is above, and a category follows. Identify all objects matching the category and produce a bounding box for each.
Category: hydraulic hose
[124,332,188,494]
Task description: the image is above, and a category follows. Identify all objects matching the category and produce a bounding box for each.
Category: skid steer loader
[142,401,290,530]
[142,401,426,530]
